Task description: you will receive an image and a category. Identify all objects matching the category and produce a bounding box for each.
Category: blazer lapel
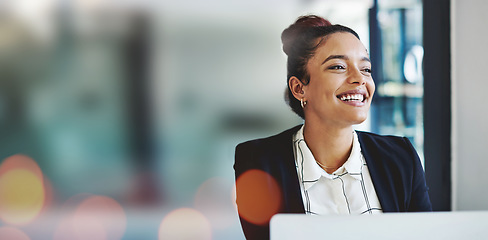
[357,131,400,212]
[272,125,306,214]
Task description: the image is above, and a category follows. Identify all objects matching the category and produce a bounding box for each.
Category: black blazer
[234,125,432,240]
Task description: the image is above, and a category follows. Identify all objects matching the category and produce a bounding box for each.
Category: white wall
[451,0,488,210]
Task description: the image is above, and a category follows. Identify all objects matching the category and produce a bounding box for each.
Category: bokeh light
[0,155,43,179]
[0,226,31,240]
[39,177,54,216]
[0,155,45,225]
[194,177,236,230]
[234,169,282,225]
[159,208,212,240]
[53,195,126,240]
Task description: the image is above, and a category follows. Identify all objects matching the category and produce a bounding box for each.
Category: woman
[233,15,432,240]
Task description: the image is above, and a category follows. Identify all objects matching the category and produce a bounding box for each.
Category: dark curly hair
[281,15,360,119]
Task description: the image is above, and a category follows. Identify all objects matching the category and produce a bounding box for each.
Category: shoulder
[236,125,302,153]
[234,125,301,170]
[356,131,419,169]
[356,131,412,151]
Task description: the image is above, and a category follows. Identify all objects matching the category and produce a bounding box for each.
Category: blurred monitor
[270,211,488,240]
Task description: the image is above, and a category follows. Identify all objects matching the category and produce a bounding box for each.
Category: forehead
[313,32,368,58]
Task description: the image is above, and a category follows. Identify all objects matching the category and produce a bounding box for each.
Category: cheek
[368,80,376,95]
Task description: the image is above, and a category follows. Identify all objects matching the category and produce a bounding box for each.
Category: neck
[302,122,354,174]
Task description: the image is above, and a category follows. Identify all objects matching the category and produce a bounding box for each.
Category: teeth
[339,94,364,101]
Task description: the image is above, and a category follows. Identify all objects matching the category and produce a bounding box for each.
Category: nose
[348,67,366,85]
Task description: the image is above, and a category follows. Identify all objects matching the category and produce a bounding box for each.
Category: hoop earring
[300,99,307,108]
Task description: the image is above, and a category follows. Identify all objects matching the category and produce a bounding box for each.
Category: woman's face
[302,32,375,127]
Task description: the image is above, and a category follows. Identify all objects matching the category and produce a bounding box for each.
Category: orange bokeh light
[53,195,126,240]
[159,208,212,240]
[0,226,31,240]
[235,169,282,225]
[0,155,43,179]
[0,155,45,225]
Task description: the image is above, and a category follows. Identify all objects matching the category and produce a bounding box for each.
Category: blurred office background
[0,0,486,239]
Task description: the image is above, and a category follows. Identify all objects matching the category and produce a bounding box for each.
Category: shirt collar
[294,126,364,190]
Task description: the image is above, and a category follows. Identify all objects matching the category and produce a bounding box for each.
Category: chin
[348,114,368,125]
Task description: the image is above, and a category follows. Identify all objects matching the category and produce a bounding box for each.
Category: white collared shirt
[292,126,383,215]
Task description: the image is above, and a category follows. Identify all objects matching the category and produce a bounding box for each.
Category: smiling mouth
[337,93,366,102]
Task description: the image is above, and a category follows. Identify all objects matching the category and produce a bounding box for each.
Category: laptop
[270,211,488,240]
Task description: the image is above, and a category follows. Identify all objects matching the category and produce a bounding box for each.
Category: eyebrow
[321,55,371,65]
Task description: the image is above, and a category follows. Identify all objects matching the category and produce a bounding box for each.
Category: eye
[328,65,345,70]
[362,67,372,74]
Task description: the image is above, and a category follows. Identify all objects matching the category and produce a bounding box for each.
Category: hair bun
[281,15,332,56]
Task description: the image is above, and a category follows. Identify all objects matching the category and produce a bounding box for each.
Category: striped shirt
[292,126,383,215]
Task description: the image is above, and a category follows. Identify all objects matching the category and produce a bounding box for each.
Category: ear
[289,76,306,101]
